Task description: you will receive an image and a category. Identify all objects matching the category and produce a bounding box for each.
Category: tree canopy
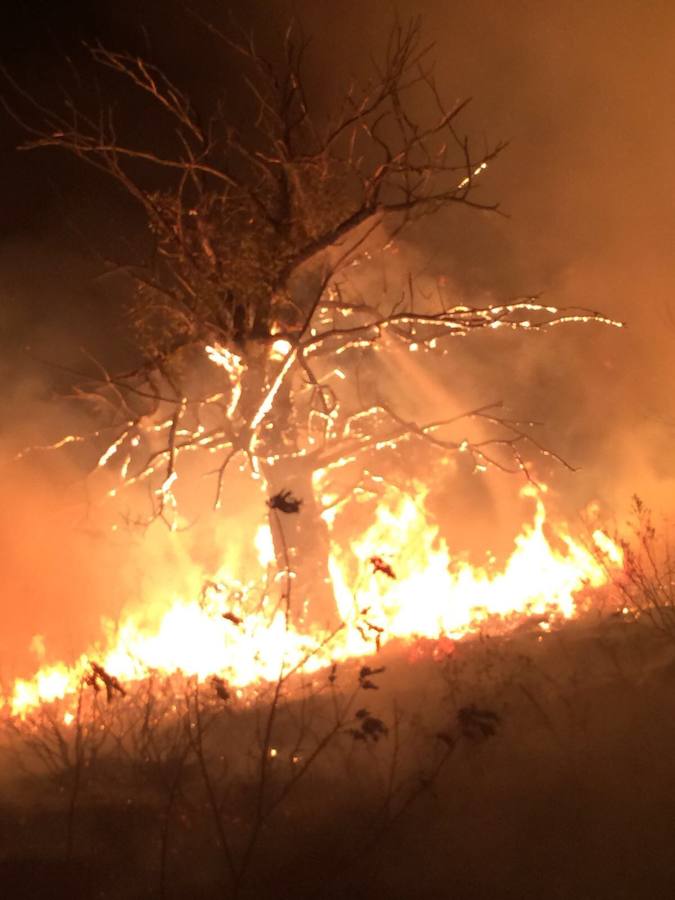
[3,14,621,619]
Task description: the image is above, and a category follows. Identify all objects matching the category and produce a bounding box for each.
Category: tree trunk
[264,455,338,630]
[238,347,338,630]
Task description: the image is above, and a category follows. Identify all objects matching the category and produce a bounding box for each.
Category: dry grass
[2,600,675,898]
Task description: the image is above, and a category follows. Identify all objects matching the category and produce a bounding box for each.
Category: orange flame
[5,484,622,719]
[329,484,616,638]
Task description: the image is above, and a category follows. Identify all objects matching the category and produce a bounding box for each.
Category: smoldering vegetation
[3,604,675,899]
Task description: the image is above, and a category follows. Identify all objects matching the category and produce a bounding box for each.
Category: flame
[329,484,615,638]
[5,483,622,719]
[254,523,276,567]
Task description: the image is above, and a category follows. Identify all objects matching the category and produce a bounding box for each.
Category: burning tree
[3,16,619,624]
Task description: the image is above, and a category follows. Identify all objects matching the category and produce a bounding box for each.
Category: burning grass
[4,482,622,719]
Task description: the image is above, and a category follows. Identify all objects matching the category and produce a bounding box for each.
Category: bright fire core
[6,484,622,719]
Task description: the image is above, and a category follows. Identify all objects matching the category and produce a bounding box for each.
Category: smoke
[0,452,268,681]
[281,0,675,512]
[2,0,675,676]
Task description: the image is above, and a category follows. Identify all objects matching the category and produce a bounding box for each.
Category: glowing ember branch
[301,298,623,358]
[205,343,243,372]
[458,160,489,189]
[159,470,178,496]
[12,433,83,461]
[97,426,132,467]
[249,346,299,432]
[205,343,246,418]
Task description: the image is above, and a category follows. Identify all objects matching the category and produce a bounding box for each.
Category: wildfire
[329,484,616,638]
[5,483,622,719]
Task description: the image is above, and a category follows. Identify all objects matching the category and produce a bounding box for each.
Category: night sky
[1,0,675,669]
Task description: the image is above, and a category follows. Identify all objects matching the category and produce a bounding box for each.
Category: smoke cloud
[283,0,675,509]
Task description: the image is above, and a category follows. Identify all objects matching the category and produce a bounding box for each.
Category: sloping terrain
[2,611,675,899]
